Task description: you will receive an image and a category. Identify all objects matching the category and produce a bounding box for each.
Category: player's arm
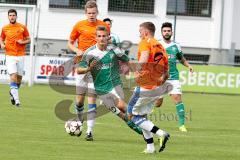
[67,39,83,56]
[179,56,193,73]
[16,37,30,45]
[176,43,193,73]
[114,47,129,62]
[0,30,6,49]
[76,60,97,74]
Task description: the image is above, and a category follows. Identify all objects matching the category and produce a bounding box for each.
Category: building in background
[0,0,240,65]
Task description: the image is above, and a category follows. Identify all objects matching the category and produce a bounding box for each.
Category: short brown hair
[8,9,17,16]
[85,0,98,12]
[96,25,108,33]
[140,22,156,35]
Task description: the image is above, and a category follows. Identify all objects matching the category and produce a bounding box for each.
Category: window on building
[49,0,89,9]
[0,0,37,5]
[108,0,154,14]
[167,0,212,17]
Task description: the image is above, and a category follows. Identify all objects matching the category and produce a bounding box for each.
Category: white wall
[1,0,239,50]
[232,0,240,49]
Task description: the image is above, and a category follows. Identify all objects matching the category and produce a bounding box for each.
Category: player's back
[136,38,168,89]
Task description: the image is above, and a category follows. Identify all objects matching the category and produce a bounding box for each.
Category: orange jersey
[1,22,30,56]
[69,19,110,52]
[136,38,168,89]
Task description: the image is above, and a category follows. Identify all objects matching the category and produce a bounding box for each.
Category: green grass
[0,84,240,160]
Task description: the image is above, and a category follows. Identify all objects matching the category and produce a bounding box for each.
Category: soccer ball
[65,120,83,136]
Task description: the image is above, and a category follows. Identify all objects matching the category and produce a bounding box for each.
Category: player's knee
[155,98,163,108]
[173,95,182,104]
[117,100,126,113]
[132,115,147,125]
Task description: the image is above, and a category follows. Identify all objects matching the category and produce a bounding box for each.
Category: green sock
[176,102,185,126]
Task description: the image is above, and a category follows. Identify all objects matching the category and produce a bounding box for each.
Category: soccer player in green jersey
[76,25,142,135]
[154,22,194,132]
[103,18,120,46]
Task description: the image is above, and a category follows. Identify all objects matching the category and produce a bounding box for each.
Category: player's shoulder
[172,41,182,50]
[16,22,26,27]
[96,19,107,25]
[74,20,87,27]
[84,45,97,55]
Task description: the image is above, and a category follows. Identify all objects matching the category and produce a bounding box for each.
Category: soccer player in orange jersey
[0,9,30,107]
[67,0,109,141]
[127,22,172,153]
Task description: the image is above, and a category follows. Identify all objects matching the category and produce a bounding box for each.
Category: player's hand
[73,55,82,64]
[75,49,83,56]
[0,43,5,49]
[16,39,24,45]
[89,60,97,71]
[189,65,194,73]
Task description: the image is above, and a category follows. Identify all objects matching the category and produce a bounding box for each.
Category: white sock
[87,110,96,134]
[87,119,94,134]
[138,120,154,131]
[138,119,165,137]
[142,129,155,151]
[156,129,165,137]
[147,144,155,152]
[11,88,19,101]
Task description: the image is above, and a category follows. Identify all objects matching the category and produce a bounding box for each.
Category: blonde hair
[85,0,98,12]
[140,22,156,35]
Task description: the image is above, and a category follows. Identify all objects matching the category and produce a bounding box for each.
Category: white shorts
[167,80,182,95]
[75,72,96,95]
[99,85,124,111]
[5,55,25,76]
[128,82,173,116]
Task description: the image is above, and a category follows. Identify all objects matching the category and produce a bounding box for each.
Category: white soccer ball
[65,120,83,136]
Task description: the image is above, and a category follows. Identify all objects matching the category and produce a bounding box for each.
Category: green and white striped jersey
[110,33,120,46]
[159,40,183,80]
[80,44,129,95]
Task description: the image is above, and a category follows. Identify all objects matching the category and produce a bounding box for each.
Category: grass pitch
[0,84,239,160]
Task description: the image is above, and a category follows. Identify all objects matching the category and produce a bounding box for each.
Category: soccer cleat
[9,91,15,105]
[85,132,93,141]
[126,120,143,135]
[179,125,187,132]
[158,132,170,152]
[141,148,156,154]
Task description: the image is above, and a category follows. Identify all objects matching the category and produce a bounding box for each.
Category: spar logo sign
[178,65,240,94]
[35,57,76,83]
[40,59,65,76]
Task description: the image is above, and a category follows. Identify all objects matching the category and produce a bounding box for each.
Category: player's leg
[16,56,24,89]
[154,97,163,108]
[6,56,20,106]
[142,129,155,153]
[85,75,97,141]
[130,86,171,152]
[132,114,170,152]
[75,94,85,122]
[9,73,19,106]
[170,94,187,132]
[17,75,22,88]
[85,93,97,141]
[100,86,142,134]
[75,74,87,125]
[168,80,187,132]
